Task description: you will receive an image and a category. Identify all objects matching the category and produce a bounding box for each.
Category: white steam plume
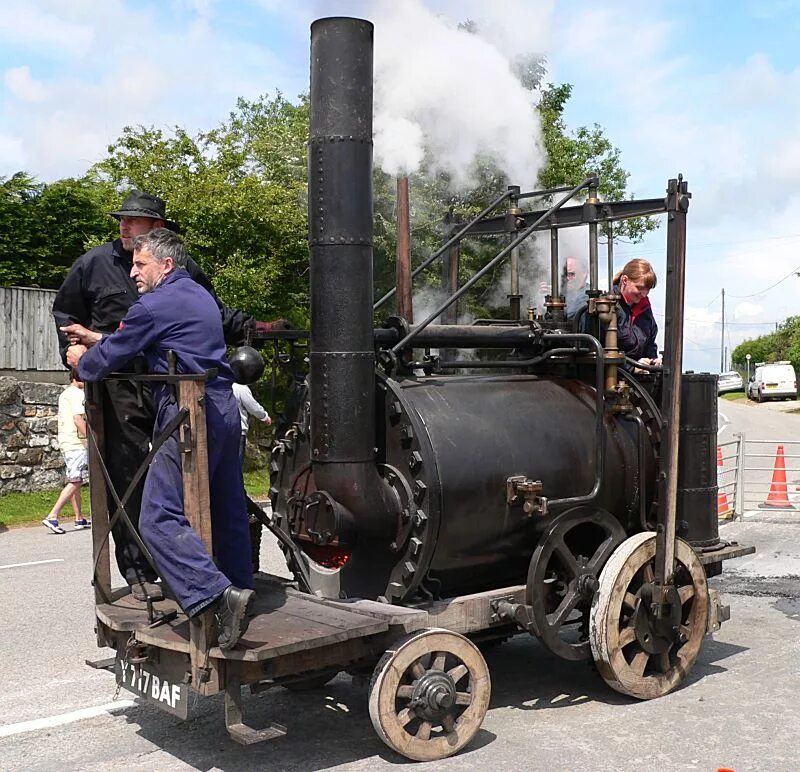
[370,0,547,190]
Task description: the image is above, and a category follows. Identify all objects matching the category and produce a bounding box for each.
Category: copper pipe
[395,175,413,323]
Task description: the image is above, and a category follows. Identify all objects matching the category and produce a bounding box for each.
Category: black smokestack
[308,17,396,539]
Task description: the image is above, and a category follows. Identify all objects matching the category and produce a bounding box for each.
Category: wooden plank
[212,604,387,662]
[414,585,526,634]
[0,287,60,370]
[86,382,112,611]
[178,379,212,553]
[292,590,428,633]
[175,378,215,691]
[697,543,756,565]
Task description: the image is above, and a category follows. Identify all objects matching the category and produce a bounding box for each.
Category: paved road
[1,399,798,770]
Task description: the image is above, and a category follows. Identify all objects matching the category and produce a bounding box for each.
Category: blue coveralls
[77,269,252,614]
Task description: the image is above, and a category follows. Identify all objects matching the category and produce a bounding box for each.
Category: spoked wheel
[526,507,627,660]
[590,532,709,699]
[368,628,491,762]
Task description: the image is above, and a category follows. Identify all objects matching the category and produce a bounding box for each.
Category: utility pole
[720,287,725,372]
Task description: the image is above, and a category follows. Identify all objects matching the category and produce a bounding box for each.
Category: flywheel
[526,507,627,661]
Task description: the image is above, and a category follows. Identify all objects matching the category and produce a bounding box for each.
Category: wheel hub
[633,582,682,655]
[410,671,457,720]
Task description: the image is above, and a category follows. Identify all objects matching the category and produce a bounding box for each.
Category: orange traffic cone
[759,444,795,510]
[717,446,732,519]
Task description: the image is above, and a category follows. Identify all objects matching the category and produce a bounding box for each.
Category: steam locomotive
[92,17,753,763]
[261,17,743,673]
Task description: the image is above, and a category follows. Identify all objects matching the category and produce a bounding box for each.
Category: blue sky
[2,0,799,374]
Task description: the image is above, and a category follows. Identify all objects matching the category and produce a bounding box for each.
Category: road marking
[718,411,730,437]
[0,558,64,570]
[0,700,136,738]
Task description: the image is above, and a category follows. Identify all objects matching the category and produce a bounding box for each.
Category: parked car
[746,361,798,402]
[718,371,744,394]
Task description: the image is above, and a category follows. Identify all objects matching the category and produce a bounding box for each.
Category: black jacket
[616,294,658,360]
[52,239,253,366]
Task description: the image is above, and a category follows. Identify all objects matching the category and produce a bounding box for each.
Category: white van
[747,361,797,402]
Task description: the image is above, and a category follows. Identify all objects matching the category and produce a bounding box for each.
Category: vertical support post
[585,177,600,291]
[507,186,522,321]
[86,382,111,621]
[395,175,413,323]
[440,238,459,366]
[177,378,216,694]
[606,222,615,292]
[442,243,460,324]
[720,288,726,372]
[550,227,560,299]
[654,176,690,599]
[734,431,746,518]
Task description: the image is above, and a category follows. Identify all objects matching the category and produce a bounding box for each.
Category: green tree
[90,94,310,325]
[0,173,117,288]
[732,317,800,372]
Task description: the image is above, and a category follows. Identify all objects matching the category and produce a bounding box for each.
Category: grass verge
[721,391,747,401]
[0,467,272,530]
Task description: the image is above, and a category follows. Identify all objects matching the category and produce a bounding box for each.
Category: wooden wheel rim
[589,532,709,700]
[368,628,491,762]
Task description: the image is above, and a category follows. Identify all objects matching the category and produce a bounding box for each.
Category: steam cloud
[370,0,548,190]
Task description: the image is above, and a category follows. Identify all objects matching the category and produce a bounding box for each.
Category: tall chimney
[308,17,396,539]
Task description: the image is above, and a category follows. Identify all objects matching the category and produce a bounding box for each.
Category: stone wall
[0,376,66,493]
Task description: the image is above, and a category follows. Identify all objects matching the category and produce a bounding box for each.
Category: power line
[653,312,783,326]
[725,264,800,298]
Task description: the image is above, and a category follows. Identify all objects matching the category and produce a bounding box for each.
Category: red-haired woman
[613,258,660,365]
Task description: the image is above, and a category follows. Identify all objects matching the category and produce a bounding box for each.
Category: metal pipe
[438,346,588,369]
[622,413,649,531]
[606,222,614,292]
[375,323,535,349]
[734,431,745,519]
[508,186,522,322]
[541,332,606,510]
[395,175,413,322]
[391,176,596,354]
[515,183,585,200]
[308,17,397,539]
[587,178,599,291]
[374,189,513,311]
[550,227,560,298]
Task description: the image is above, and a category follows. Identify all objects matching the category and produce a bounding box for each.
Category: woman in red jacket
[613,258,661,366]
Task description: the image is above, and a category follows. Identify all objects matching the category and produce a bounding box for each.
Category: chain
[113,633,137,701]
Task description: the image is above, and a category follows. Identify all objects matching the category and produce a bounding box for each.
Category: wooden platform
[96,576,388,662]
[696,541,756,565]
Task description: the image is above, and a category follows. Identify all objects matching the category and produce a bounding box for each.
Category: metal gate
[717,434,800,517]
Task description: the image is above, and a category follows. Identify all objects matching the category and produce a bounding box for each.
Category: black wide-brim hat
[109,190,180,232]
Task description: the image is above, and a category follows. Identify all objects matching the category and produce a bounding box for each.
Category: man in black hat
[52,190,285,601]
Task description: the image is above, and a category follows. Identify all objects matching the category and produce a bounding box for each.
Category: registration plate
[115,655,189,718]
[766,383,777,390]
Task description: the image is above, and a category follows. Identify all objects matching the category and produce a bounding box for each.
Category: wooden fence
[0,286,62,370]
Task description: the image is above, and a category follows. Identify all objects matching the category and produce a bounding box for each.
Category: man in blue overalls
[66,228,254,650]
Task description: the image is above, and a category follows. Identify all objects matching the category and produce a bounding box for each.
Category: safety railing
[717,434,800,518]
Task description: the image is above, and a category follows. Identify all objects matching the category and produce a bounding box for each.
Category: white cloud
[4,66,49,102]
[735,301,765,319]
[0,3,94,58]
[0,133,25,170]
[0,1,296,180]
